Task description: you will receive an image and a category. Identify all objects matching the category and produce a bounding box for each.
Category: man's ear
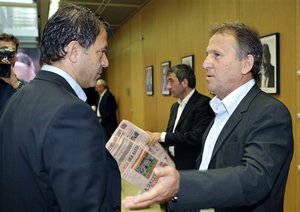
[64,41,81,63]
[182,78,189,87]
[241,54,254,75]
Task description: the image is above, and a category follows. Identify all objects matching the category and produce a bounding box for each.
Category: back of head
[210,21,262,80]
[167,64,196,88]
[40,3,111,65]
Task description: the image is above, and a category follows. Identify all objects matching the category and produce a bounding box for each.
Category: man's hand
[122,166,180,209]
[0,66,20,89]
[147,132,161,144]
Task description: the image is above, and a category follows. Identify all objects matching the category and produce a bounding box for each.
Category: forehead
[167,72,177,79]
[93,27,108,48]
[0,40,17,49]
[207,33,238,51]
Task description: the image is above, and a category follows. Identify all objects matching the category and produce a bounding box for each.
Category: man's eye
[214,52,220,58]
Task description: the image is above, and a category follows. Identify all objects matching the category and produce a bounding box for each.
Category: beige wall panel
[296,0,300,209]
[141,2,158,131]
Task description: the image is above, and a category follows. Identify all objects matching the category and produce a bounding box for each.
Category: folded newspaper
[106,120,175,192]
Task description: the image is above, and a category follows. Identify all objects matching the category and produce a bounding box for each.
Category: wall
[107,0,299,210]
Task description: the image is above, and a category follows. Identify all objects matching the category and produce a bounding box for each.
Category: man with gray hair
[95,79,118,141]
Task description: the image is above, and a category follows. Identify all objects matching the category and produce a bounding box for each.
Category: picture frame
[145,66,154,96]
[259,33,280,94]
[161,61,171,95]
[181,54,194,70]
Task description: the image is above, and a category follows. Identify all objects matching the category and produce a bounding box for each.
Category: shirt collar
[41,64,87,102]
[100,89,107,98]
[210,79,255,116]
[177,89,195,106]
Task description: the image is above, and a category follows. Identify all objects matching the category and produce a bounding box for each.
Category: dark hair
[210,22,262,80]
[0,33,19,50]
[40,3,112,65]
[167,64,196,88]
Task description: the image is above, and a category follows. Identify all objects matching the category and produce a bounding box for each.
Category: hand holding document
[106,120,175,192]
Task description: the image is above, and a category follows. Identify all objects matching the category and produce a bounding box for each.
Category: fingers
[122,186,161,209]
[123,197,154,209]
[147,133,160,145]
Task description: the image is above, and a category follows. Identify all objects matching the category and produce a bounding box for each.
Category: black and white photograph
[161,61,171,95]
[145,65,154,96]
[259,33,280,94]
[181,55,194,70]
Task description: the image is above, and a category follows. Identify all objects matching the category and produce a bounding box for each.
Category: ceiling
[0,0,150,47]
[50,0,150,32]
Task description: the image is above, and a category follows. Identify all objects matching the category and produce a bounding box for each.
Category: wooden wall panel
[296,0,300,210]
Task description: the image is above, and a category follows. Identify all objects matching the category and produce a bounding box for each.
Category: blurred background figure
[0,33,23,113]
[14,52,36,82]
[95,79,118,141]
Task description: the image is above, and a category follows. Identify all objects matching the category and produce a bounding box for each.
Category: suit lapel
[175,91,198,129]
[168,103,179,131]
[210,85,261,159]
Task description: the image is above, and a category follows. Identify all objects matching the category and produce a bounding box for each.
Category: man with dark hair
[0,33,22,113]
[123,22,293,212]
[0,3,121,212]
[148,64,214,170]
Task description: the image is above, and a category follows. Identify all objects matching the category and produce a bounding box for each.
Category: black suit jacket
[0,70,121,212]
[163,90,214,170]
[170,84,293,212]
[96,89,118,140]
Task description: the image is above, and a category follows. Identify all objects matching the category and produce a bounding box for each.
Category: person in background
[148,64,214,170]
[14,52,36,82]
[0,33,22,113]
[123,21,293,212]
[94,78,118,141]
[0,3,121,212]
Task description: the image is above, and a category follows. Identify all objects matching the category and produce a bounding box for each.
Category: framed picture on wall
[161,61,171,95]
[181,54,194,70]
[259,33,280,94]
[145,65,154,96]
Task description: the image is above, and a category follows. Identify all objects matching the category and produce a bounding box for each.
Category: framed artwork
[161,61,171,95]
[181,54,194,70]
[259,33,280,94]
[145,66,154,96]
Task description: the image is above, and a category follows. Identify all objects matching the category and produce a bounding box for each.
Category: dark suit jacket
[163,90,214,170]
[0,71,121,212]
[96,89,118,140]
[0,78,16,113]
[170,84,293,212]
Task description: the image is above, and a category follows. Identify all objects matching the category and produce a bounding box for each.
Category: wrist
[13,80,22,90]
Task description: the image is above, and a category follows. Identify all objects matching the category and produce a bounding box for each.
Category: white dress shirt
[199,80,255,212]
[97,89,107,118]
[160,89,195,156]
